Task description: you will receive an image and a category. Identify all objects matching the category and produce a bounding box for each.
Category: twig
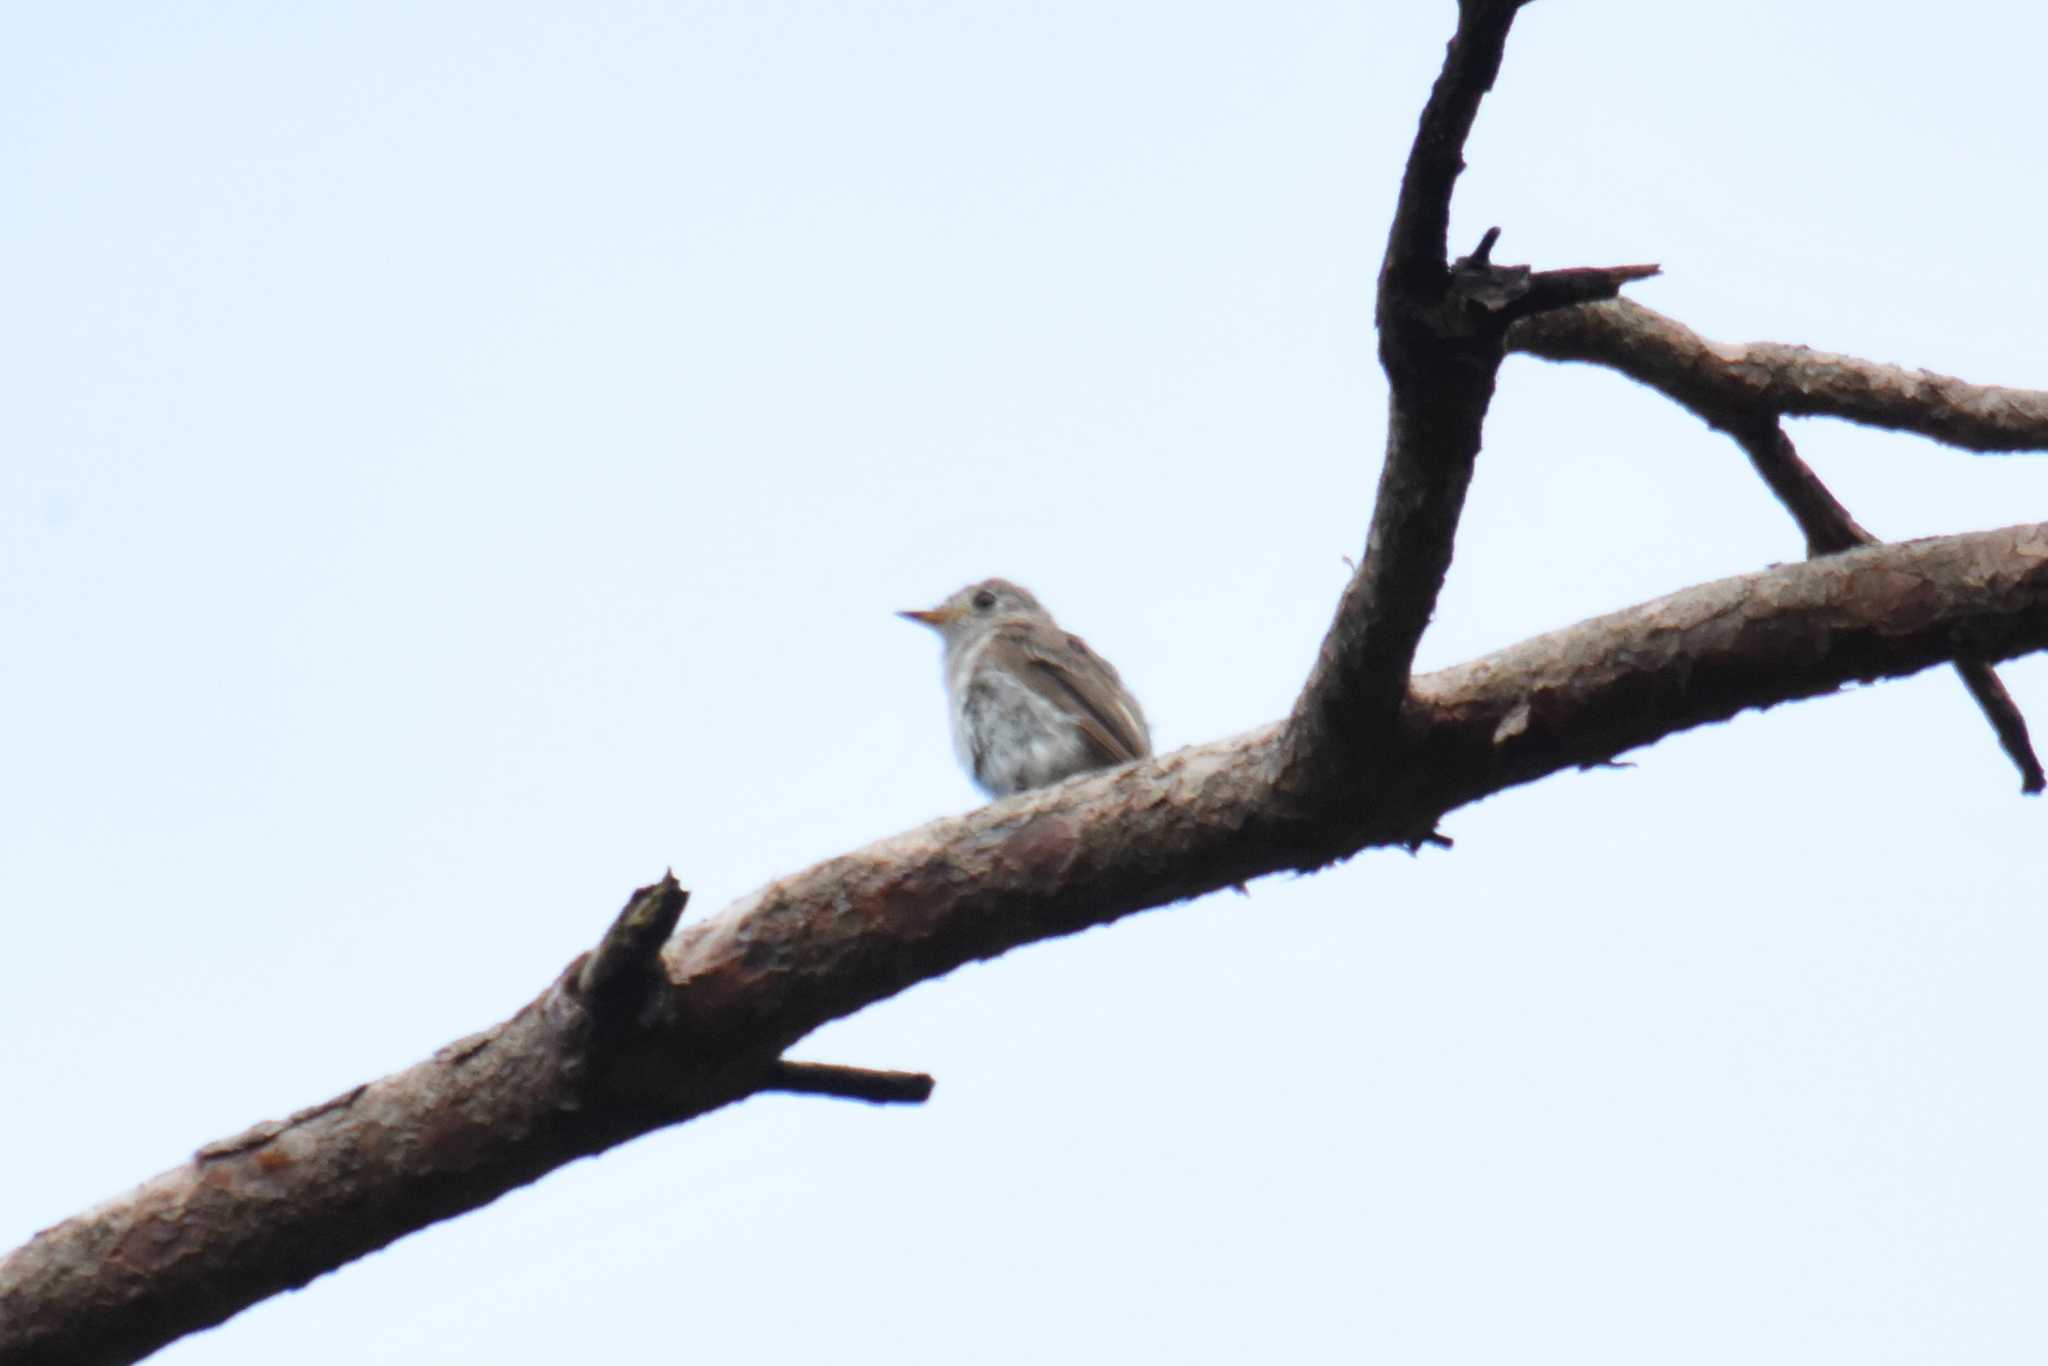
[761,1061,935,1106]
[1724,419,1872,555]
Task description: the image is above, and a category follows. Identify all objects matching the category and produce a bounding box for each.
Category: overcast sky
[7,3,2048,1362]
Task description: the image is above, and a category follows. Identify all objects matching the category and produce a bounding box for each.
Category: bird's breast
[950,662,1091,797]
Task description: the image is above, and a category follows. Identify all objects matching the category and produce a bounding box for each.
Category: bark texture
[1508,298,2048,791]
[6,4,2046,1362]
[1276,0,1657,814]
[6,525,2048,1366]
[1511,297,2048,452]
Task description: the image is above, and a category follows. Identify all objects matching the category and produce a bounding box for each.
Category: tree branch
[1509,297,2048,452]
[1508,299,2048,792]
[762,1061,936,1105]
[1723,417,1872,556]
[8,521,2046,1366]
[1728,418,2044,792]
[1379,2,1527,300]
[9,7,2044,1360]
[1276,0,1657,816]
[577,875,689,1020]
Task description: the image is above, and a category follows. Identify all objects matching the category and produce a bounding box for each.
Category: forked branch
[5,7,2044,1363]
[1509,298,2048,791]
[1277,0,1658,816]
[1511,297,2048,452]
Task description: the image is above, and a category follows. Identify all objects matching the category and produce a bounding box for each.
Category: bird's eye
[972,589,997,611]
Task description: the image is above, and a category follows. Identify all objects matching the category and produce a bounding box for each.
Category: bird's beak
[898,607,949,628]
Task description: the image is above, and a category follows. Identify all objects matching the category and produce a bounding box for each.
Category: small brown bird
[900,578,1151,797]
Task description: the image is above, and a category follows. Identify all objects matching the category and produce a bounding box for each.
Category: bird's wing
[985,621,1152,766]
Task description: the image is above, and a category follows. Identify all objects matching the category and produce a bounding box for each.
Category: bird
[900,578,1151,798]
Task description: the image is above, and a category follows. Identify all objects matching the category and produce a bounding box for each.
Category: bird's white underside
[946,635,1094,796]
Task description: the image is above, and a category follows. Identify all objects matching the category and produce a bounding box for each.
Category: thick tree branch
[1277,0,1531,814]
[1508,299,2047,792]
[8,522,2046,1366]
[1277,0,1656,815]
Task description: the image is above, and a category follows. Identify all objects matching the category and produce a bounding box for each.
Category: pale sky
[6,4,2048,1362]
